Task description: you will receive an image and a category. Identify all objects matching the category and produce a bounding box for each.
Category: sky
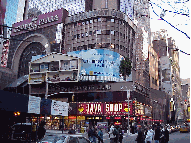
[149,0,190,79]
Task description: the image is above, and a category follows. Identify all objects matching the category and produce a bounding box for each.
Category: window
[85,32,88,37]
[98,18,101,22]
[94,19,97,22]
[90,20,93,23]
[111,19,114,22]
[73,47,76,51]
[73,35,77,40]
[97,30,101,35]
[111,30,115,35]
[106,30,110,35]
[115,44,119,49]
[81,33,84,38]
[77,34,80,39]
[78,137,90,143]
[93,30,96,35]
[86,21,89,25]
[89,31,92,36]
[82,22,85,25]
[69,137,78,143]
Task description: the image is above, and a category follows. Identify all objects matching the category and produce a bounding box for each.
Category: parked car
[38,134,91,143]
[180,125,190,133]
[12,123,36,141]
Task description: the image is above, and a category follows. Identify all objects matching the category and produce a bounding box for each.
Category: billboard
[28,95,41,114]
[68,49,124,82]
[51,100,69,116]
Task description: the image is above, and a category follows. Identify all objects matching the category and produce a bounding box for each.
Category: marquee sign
[77,102,132,115]
[11,8,68,36]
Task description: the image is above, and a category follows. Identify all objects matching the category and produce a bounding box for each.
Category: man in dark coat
[118,125,123,143]
[154,126,161,143]
[88,127,94,142]
[136,127,144,143]
[37,123,46,141]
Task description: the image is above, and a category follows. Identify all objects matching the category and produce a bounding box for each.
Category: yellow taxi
[180,125,190,133]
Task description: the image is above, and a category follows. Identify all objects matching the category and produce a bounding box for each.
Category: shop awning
[0,90,29,112]
[6,75,28,88]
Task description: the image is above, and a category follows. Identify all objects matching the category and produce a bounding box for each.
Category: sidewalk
[46,129,86,135]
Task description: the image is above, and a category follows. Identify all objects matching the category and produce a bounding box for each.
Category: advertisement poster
[51,100,69,116]
[28,95,41,114]
[68,49,124,82]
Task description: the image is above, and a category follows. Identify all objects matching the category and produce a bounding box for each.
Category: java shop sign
[77,102,132,115]
[70,8,124,23]
[11,8,68,36]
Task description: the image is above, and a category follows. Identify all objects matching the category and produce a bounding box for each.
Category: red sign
[77,102,132,115]
[11,9,68,36]
[106,117,110,119]
[77,103,104,115]
[114,117,121,119]
[105,102,132,115]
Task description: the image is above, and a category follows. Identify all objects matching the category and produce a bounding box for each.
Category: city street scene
[0,0,190,143]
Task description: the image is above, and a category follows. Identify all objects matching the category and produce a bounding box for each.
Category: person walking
[88,127,94,142]
[163,126,169,143]
[92,126,97,143]
[118,125,123,143]
[154,125,161,143]
[37,122,46,141]
[109,124,116,143]
[145,127,154,143]
[114,125,119,143]
[98,128,103,143]
[136,126,145,143]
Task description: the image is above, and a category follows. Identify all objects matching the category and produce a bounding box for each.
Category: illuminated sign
[11,9,68,36]
[106,117,110,119]
[170,101,173,111]
[114,117,121,120]
[114,122,121,125]
[188,106,190,113]
[77,102,132,115]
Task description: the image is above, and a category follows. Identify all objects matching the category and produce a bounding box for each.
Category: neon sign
[77,102,132,115]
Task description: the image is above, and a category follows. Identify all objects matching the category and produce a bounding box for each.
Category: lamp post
[121,84,135,135]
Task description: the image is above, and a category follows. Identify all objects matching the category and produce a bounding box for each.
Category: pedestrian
[37,122,46,141]
[88,127,94,142]
[98,128,103,143]
[109,124,116,143]
[163,126,169,143]
[114,125,119,143]
[145,127,154,143]
[118,125,123,143]
[135,126,145,143]
[160,126,165,143]
[92,126,97,143]
[154,125,161,143]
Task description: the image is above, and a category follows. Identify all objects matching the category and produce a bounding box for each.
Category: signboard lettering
[77,102,132,115]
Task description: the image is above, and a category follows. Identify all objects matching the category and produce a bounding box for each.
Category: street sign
[127,90,130,98]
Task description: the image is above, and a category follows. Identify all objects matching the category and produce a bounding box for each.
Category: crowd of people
[87,123,169,143]
[136,123,169,143]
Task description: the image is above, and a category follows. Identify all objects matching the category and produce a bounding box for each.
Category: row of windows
[69,18,127,28]
[69,30,129,40]
[70,44,131,52]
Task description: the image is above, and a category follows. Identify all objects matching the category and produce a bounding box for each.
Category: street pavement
[7,130,190,143]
